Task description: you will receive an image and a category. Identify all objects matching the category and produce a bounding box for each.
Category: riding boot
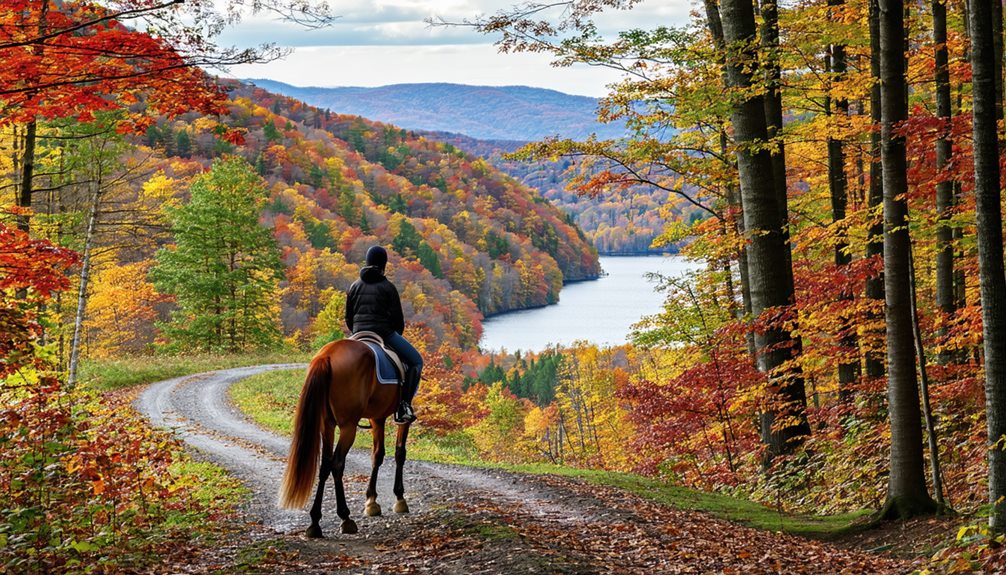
[395,366,420,424]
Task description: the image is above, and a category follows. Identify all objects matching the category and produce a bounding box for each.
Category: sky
[219,0,694,97]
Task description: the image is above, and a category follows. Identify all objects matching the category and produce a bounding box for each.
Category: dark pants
[385,331,423,387]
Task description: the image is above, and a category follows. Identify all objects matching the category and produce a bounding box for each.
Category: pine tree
[393,219,422,256]
[152,157,283,352]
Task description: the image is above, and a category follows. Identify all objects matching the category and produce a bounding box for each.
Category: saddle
[349,331,406,385]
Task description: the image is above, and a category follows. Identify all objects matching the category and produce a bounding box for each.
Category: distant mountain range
[242,79,626,141]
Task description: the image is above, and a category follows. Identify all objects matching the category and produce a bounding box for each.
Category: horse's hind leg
[364,418,386,517]
[307,417,336,538]
[332,422,359,534]
[393,423,410,513]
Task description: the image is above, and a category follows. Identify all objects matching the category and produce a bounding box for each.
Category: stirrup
[394,403,416,424]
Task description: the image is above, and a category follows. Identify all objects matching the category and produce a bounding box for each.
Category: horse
[278,338,412,537]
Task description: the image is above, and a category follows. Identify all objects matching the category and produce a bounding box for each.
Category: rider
[345,245,422,424]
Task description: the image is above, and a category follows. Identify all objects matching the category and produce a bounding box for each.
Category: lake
[479,255,701,353]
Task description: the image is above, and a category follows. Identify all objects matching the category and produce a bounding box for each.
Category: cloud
[214,0,694,97]
[217,0,694,48]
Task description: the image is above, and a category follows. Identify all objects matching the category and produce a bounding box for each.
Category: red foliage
[0,220,78,378]
[621,338,762,486]
[0,1,228,126]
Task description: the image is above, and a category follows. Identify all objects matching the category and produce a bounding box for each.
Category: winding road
[136,365,913,574]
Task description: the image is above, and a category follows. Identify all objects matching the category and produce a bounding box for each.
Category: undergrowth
[0,383,247,574]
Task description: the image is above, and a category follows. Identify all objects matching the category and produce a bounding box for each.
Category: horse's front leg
[306,417,336,538]
[332,422,359,534]
[364,418,386,517]
[393,422,410,513]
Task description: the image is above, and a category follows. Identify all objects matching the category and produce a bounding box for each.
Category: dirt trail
[136,366,914,574]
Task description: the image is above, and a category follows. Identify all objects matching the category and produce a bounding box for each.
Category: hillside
[128,82,600,355]
[420,131,694,254]
[243,79,627,141]
[245,79,688,254]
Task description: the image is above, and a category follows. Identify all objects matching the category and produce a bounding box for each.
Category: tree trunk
[16,2,48,234]
[970,0,1006,533]
[760,0,791,241]
[760,1,801,372]
[954,0,970,314]
[994,0,1004,122]
[67,184,102,388]
[16,121,38,233]
[933,0,956,365]
[720,0,810,459]
[827,0,860,399]
[879,0,937,519]
[707,0,757,362]
[865,0,886,381]
[909,245,946,507]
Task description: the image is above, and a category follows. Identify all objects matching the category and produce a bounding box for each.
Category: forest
[5,0,1006,572]
[421,131,695,255]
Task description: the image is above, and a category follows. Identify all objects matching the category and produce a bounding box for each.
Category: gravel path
[135,365,913,574]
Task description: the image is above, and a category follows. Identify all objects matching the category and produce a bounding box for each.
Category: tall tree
[969,0,1006,533]
[720,0,810,458]
[933,0,956,364]
[152,157,283,353]
[59,119,132,387]
[878,0,936,518]
[865,0,886,381]
[826,0,859,398]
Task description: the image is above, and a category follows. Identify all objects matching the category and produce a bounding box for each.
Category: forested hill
[247,79,686,255]
[243,79,626,141]
[139,81,600,352]
[418,131,693,255]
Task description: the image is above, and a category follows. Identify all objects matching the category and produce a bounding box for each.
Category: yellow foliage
[85,261,164,357]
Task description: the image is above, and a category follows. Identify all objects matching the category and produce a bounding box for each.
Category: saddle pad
[361,341,401,385]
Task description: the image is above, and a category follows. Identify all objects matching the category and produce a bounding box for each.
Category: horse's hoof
[365,502,382,517]
[394,499,410,514]
[306,524,324,538]
[341,519,359,534]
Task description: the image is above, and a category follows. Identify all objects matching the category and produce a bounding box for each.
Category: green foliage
[484,230,510,259]
[478,352,561,406]
[302,217,335,250]
[263,121,281,143]
[393,218,421,255]
[267,195,291,215]
[175,129,192,157]
[417,241,443,278]
[153,157,283,353]
[388,193,407,214]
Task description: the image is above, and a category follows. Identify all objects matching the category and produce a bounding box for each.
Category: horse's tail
[278,353,332,509]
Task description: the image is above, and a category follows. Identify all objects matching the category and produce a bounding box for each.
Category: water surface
[479,255,699,353]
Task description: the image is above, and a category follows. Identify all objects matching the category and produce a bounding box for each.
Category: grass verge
[492,463,868,538]
[230,369,868,540]
[230,369,486,459]
[79,351,312,392]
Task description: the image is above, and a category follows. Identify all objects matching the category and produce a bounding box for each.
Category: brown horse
[278,339,411,537]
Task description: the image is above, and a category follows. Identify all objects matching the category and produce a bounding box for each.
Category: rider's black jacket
[345,265,405,338]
